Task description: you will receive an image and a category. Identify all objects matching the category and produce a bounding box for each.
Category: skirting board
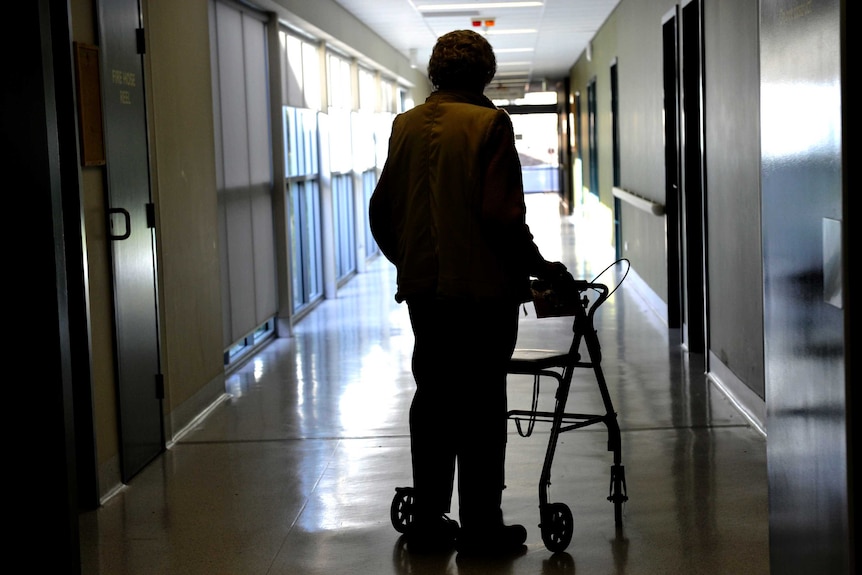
[708,351,767,437]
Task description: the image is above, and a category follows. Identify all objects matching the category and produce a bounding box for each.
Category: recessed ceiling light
[417,2,543,12]
[419,10,479,18]
[486,28,537,35]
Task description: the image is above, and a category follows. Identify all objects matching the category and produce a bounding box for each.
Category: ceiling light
[485,28,537,35]
[417,2,543,12]
[472,17,495,30]
[420,10,479,18]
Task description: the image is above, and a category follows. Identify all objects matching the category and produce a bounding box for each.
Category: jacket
[369,89,548,304]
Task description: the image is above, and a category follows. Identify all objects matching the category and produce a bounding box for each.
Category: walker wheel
[540,502,573,552]
[390,487,416,533]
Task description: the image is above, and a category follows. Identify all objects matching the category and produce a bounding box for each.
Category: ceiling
[331,0,621,98]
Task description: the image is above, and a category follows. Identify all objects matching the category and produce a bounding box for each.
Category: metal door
[98,0,164,482]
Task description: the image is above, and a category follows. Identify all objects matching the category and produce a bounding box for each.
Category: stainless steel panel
[823,217,842,308]
[98,0,164,481]
[760,0,847,572]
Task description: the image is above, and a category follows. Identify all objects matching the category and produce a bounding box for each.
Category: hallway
[79,193,769,574]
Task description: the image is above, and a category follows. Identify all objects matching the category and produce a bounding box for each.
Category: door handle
[108,207,131,240]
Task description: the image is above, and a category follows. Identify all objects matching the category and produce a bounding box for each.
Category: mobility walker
[390,265,629,553]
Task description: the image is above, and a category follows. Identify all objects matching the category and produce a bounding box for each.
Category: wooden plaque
[74,42,106,166]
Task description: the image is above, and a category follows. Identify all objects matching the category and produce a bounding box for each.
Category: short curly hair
[428,30,496,92]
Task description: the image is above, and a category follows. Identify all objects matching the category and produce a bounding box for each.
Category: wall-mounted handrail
[612,186,665,216]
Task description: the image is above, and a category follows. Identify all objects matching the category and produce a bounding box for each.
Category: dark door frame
[610,58,622,260]
[680,0,708,356]
[664,0,708,355]
[662,6,682,332]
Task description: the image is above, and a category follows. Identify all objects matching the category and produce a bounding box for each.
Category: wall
[70,0,122,492]
[569,8,619,263]
[257,0,430,93]
[568,0,765,427]
[70,0,431,501]
[614,0,676,305]
[703,0,764,400]
[569,0,851,569]
[569,1,675,302]
[143,0,226,437]
[760,0,848,571]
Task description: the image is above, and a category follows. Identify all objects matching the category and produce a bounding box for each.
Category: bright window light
[518,91,557,105]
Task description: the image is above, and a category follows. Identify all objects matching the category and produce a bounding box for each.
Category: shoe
[405,514,460,553]
[455,523,528,556]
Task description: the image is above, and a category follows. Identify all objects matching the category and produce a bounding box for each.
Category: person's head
[428,30,496,93]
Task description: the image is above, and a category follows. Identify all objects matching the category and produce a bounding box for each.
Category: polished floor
[79,193,769,574]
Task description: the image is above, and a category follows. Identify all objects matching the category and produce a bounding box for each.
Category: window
[284,106,323,312]
[213,1,277,359]
[328,51,357,280]
[280,29,325,313]
[282,30,321,110]
[332,173,356,279]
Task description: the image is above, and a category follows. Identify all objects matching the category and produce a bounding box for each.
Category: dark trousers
[406,296,520,529]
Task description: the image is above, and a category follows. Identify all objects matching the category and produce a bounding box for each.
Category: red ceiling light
[471,17,495,30]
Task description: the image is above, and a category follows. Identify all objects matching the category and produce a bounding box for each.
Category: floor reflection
[79,193,769,575]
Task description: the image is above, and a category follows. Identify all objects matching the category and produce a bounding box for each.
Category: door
[680,0,707,355]
[610,59,622,260]
[662,7,682,331]
[664,0,707,354]
[98,0,164,482]
[587,78,599,198]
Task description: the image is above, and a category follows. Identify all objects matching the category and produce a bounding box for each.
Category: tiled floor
[79,193,769,574]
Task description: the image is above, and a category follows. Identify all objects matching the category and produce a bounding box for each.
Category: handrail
[612,186,665,216]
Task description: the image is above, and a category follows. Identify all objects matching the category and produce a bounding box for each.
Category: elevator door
[99,0,164,482]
